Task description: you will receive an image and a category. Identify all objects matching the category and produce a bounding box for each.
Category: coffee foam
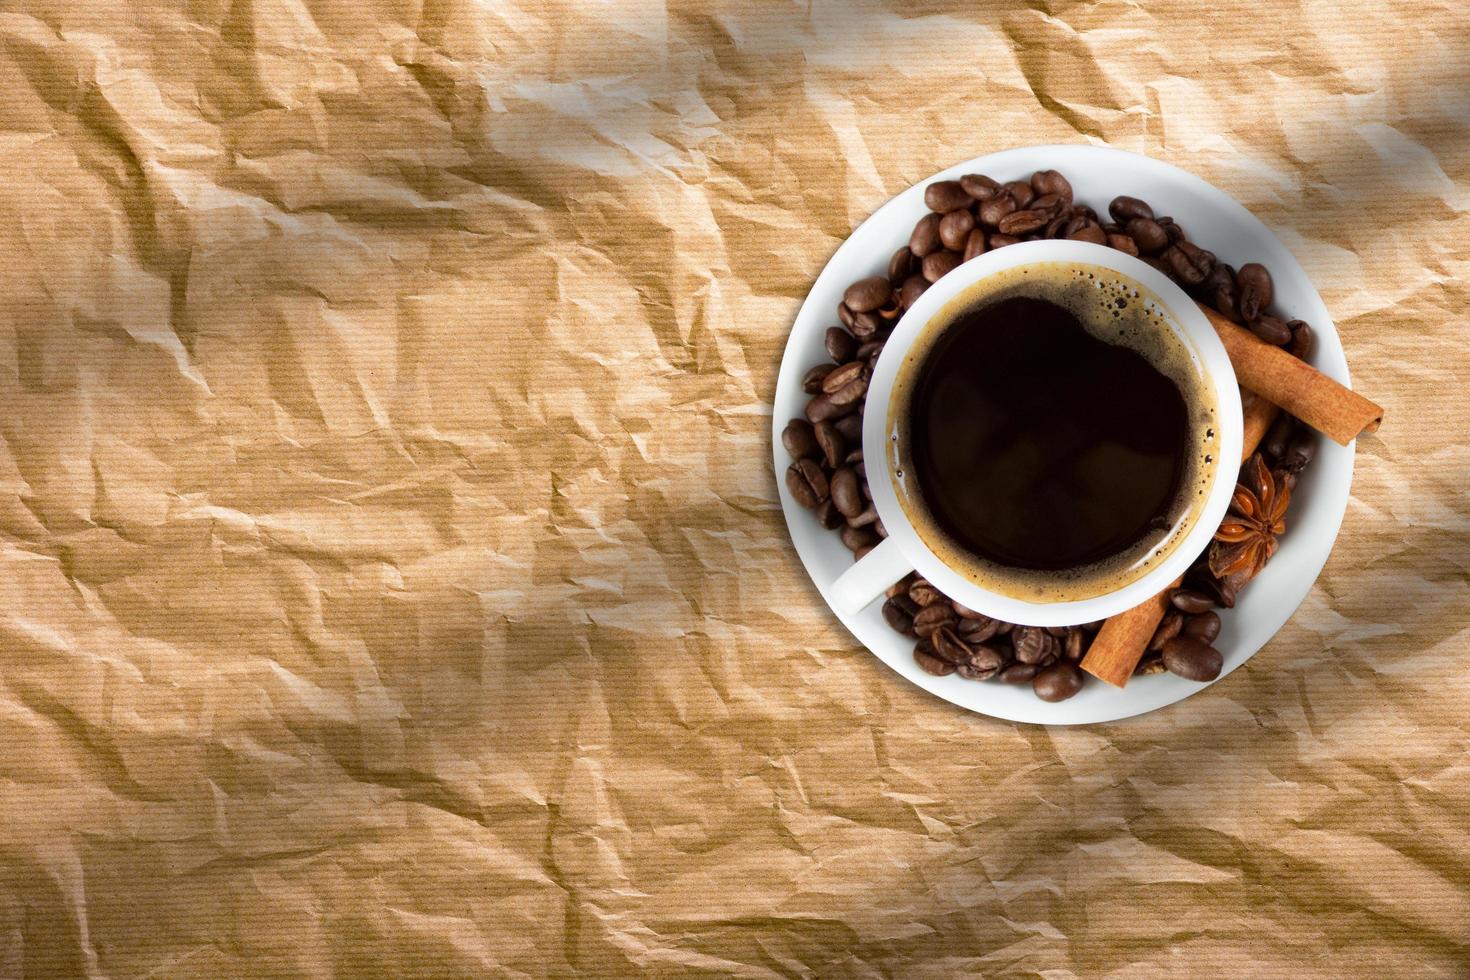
[888,261,1221,603]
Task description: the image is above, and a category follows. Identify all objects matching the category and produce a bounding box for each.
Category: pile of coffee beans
[783,168,1321,702]
[881,576,1095,701]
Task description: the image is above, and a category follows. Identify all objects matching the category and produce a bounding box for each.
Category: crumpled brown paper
[0,1,1466,975]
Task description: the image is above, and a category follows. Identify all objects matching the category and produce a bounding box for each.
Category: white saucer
[773,144,1355,725]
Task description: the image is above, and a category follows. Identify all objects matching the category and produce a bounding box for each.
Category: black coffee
[906,292,1192,573]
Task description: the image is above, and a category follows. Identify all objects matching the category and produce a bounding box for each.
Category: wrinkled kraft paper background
[0,0,1466,976]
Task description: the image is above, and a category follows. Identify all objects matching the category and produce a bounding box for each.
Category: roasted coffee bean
[988,233,1022,249]
[1182,610,1221,643]
[951,601,985,620]
[1080,619,1105,633]
[814,498,843,529]
[909,579,942,607]
[913,603,958,635]
[827,376,867,406]
[909,212,943,257]
[888,246,915,286]
[785,459,828,508]
[921,249,962,283]
[845,318,875,343]
[1134,654,1167,676]
[1204,573,1239,610]
[1012,626,1054,665]
[1043,626,1069,638]
[876,295,902,323]
[962,228,988,262]
[936,208,973,252]
[1003,180,1034,208]
[1236,263,1274,321]
[856,340,884,362]
[1281,430,1317,472]
[927,628,968,666]
[1148,611,1184,652]
[1043,213,1069,239]
[837,301,855,330]
[998,208,1050,236]
[829,467,864,518]
[825,326,858,364]
[956,642,1006,680]
[1262,421,1295,464]
[1170,588,1216,614]
[892,591,921,614]
[992,662,1034,685]
[1203,263,1240,322]
[959,173,1002,200]
[782,419,819,460]
[1031,169,1073,203]
[1202,262,1233,295]
[1288,320,1312,358]
[883,597,918,637]
[1107,233,1139,256]
[1156,216,1185,244]
[899,274,929,309]
[1249,314,1291,345]
[1262,413,1295,461]
[1030,193,1064,217]
[1164,240,1213,285]
[1213,289,1241,323]
[844,276,891,314]
[847,504,878,528]
[1064,628,1086,663]
[1033,662,1085,702]
[874,518,887,538]
[805,392,856,423]
[1161,636,1223,681]
[848,309,882,340]
[821,361,864,395]
[833,412,863,443]
[930,626,970,663]
[886,576,915,600]
[995,621,1014,635]
[1109,195,1154,223]
[1140,255,1170,275]
[978,192,1018,227]
[1067,222,1107,245]
[802,363,834,394]
[812,420,844,469]
[1126,217,1169,255]
[925,180,973,213]
[843,447,863,465]
[840,523,878,552]
[958,615,1002,645]
[914,642,956,676]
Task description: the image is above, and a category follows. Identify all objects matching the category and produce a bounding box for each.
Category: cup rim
[862,239,1244,627]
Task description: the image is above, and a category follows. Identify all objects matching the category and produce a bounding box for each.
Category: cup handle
[828,536,914,615]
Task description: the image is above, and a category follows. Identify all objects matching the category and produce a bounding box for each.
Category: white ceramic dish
[773,144,1355,725]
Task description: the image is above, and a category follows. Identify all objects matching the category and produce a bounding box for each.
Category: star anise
[1208,453,1291,582]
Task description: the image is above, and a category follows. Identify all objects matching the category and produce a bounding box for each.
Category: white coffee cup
[830,240,1243,626]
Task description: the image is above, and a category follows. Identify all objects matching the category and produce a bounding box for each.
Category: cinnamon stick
[1080,394,1280,687]
[1198,302,1382,445]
